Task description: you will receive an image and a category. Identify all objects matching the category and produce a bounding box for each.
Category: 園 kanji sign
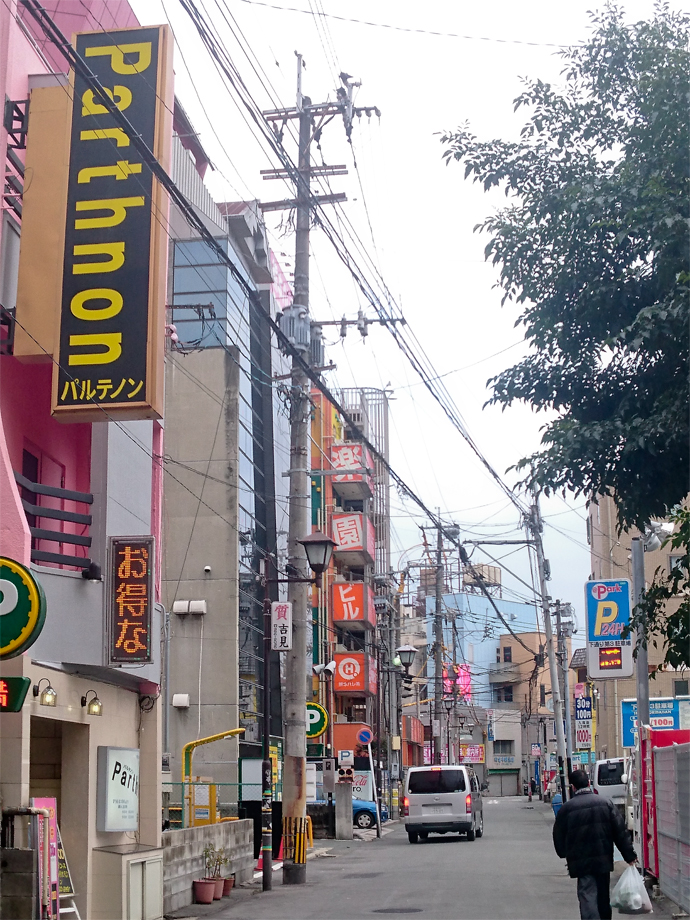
[52,26,173,421]
[0,556,47,659]
[109,537,154,663]
[271,601,292,651]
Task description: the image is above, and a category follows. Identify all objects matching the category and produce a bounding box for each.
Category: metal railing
[162,782,282,830]
[13,471,93,569]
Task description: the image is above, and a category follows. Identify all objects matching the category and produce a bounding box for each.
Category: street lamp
[298,531,336,576]
[443,697,454,764]
[396,645,417,673]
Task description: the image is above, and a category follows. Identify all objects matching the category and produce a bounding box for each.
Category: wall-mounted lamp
[33,678,57,707]
[81,562,102,582]
[81,689,102,716]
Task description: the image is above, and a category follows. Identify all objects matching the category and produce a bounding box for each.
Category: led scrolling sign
[109,537,154,664]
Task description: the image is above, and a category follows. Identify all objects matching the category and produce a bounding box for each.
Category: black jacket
[553,788,636,877]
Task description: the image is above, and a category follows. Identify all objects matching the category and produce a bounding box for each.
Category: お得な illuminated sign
[109,537,154,663]
[52,27,172,420]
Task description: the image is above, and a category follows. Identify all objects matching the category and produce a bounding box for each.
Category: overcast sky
[131,0,674,638]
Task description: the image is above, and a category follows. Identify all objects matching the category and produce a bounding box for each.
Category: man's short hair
[570,769,590,790]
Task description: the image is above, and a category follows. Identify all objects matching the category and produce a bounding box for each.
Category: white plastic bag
[611,866,653,914]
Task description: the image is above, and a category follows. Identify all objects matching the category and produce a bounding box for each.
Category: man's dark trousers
[576,873,612,920]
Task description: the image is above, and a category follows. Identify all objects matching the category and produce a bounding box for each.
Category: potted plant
[192,879,215,904]
[203,844,224,900]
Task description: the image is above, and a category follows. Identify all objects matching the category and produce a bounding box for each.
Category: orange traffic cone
[277,836,284,861]
[255,850,263,871]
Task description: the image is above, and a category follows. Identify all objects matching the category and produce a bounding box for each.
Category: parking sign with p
[584,579,634,679]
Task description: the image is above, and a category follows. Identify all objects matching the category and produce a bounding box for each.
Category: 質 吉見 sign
[271,601,292,651]
[53,26,172,421]
[97,746,140,832]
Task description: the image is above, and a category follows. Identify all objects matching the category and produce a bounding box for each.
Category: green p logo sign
[0,557,47,659]
[306,702,328,738]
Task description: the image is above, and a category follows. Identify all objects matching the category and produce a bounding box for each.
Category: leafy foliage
[628,506,690,672]
[441,4,689,531]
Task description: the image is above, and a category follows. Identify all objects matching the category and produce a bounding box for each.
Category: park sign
[306,702,328,738]
[52,26,173,421]
[0,557,47,660]
[584,579,634,679]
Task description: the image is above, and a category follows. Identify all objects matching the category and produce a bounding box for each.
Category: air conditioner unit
[172,694,190,709]
[172,600,207,615]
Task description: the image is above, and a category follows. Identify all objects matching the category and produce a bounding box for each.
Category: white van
[402,765,483,844]
[593,757,628,816]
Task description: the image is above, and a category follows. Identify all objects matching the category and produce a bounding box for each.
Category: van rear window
[408,770,466,794]
[597,762,625,786]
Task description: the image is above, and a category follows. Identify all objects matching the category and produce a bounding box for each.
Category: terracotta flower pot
[222,877,235,896]
[212,877,224,900]
[193,879,215,904]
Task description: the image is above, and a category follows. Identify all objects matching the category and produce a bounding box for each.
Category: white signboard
[352,770,374,801]
[97,747,139,832]
[271,601,292,651]
[338,749,354,767]
[575,697,593,751]
[306,762,318,803]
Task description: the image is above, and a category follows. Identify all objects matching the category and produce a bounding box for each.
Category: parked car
[401,764,483,843]
[593,757,628,818]
[353,798,388,829]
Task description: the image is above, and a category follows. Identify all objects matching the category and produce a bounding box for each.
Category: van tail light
[465,794,472,813]
[401,796,409,817]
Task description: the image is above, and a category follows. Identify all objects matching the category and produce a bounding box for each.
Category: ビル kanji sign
[109,536,154,663]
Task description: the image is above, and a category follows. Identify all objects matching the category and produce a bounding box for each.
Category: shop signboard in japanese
[334,652,366,693]
[332,513,375,564]
[575,696,593,750]
[620,696,690,748]
[97,746,140,832]
[584,579,634,679]
[271,601,292,650]
[330,443,373,500]
[109,536,154,663]
[332,582,375,627]
[52,26,173,421]
[457,744,485,764]
[0,557,47,660]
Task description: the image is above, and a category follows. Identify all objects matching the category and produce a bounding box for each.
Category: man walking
[553,769,637,919]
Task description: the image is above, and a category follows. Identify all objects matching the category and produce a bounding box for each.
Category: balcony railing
[14,470,93,569]
[488,661,522,684]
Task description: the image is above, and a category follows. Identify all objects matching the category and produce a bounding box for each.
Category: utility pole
[434,523,444,764]
[554,601,574,774]
[529,494,569,801]
[262,58,379,886]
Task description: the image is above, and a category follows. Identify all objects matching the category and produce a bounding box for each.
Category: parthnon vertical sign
[271,601,292,650]
[52,26,173,420]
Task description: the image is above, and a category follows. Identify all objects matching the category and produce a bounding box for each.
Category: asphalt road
[210,796,583,920]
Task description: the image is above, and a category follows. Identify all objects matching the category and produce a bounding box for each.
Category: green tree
[442,3,688,531]
[442,4,689,668]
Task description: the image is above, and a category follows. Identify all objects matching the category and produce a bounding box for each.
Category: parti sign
[97,746,140,832]
[584,579,634,679]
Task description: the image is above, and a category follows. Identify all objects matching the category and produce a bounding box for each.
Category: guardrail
[162,781,283,830]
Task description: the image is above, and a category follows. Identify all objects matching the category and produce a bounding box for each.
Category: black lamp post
[396,644,417,673]
[260,531,337,891]
[443,696,454,764]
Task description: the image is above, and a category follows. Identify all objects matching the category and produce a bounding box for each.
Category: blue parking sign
[584,580,634,678]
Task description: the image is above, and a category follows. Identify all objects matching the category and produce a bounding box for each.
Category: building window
[540,684,546,707]
[577,668,587,684]
[493,739,514,755]
[673,679,689,698]
[668,555,685,574]
[496,685,513,703]
[503,646,512,663]
[496,647,501,663]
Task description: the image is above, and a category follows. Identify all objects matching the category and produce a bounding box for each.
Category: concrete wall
[0,848,37,920]
[162,820,253,914]
[162,348,241,784]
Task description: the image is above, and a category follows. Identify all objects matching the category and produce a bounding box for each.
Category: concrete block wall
[162,820,253,914]
[0,848,37,920]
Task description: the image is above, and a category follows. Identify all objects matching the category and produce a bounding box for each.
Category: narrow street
[199,798,601,920]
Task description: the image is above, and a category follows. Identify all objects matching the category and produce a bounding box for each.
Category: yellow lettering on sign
[75,197,145,229]
[85,42,152,74]
[594,601,618,636]
[78,161,142,184]
[68,333,122,365]
[72,244,126,275]
[70,289,123,320]
[82,86,132,117]
[80,128,130,147]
